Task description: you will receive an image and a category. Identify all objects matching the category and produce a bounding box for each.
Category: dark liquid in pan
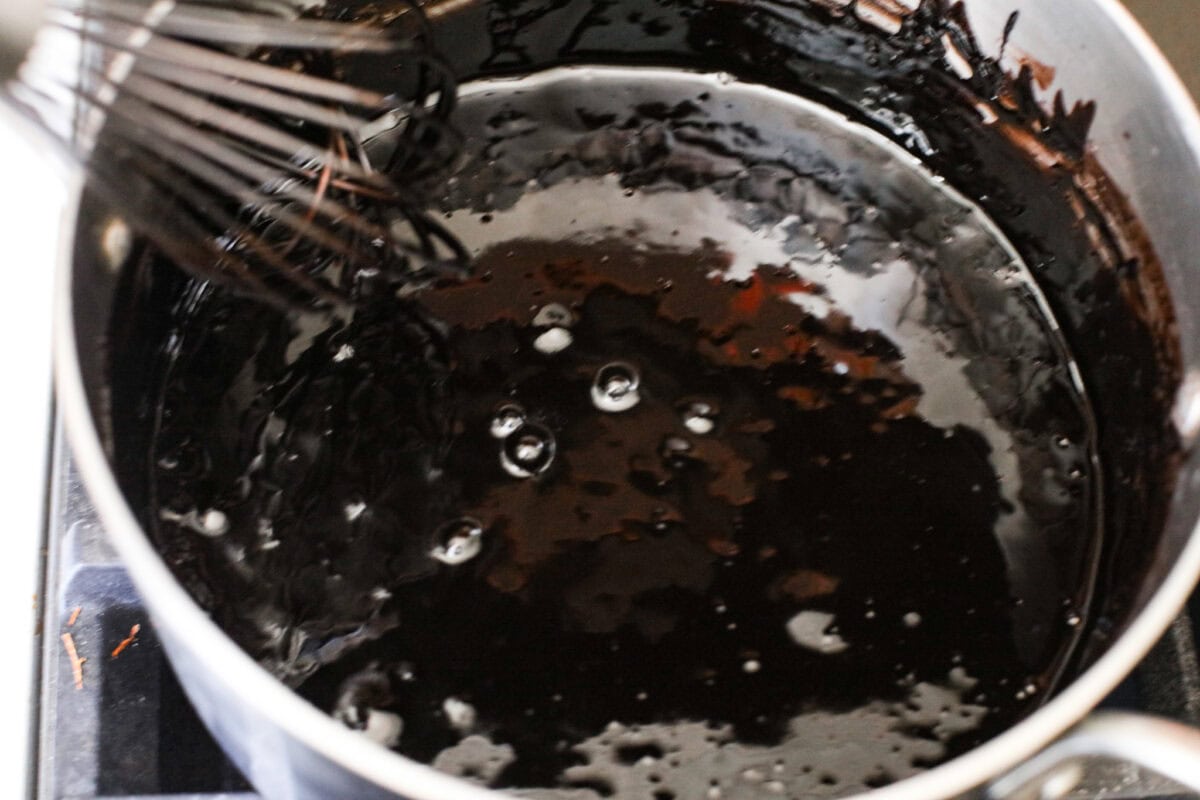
[145,69,1104,797]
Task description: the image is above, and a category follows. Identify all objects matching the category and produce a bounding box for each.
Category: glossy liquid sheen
[150,68,1100,798]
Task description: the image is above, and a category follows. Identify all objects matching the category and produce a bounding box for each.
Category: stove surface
[39,437,252,800]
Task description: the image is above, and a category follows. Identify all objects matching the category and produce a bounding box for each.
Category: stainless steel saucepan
[53,0,1200,798]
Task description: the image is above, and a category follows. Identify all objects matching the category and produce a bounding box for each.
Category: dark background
[1126,1,1200,97]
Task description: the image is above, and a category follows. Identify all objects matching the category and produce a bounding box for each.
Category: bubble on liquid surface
[443,696,478,734]
[592,362,641,413]
[431,518,484,565]
[786,611,850,655]
[501,422,556,477]
[100,216,133,272]
[344,500,367,522]
[362,709,403,748]
[533,303,575,328]
[534,326,574,354]
[660,435,694,466]
[489,404,526,439]
[159,507,230,538]
[682,401,719,435]
[200,509,229,537]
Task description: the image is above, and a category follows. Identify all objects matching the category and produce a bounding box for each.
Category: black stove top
[38,435,251,800]
[34,433,1200,800]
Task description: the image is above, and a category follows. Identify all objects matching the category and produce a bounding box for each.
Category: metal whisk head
[9,0,466,308]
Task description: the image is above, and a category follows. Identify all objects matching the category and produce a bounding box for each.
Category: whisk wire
[62,51,392,230]
[106,107,372,267]
[131,59,369,133]
[92,132,348,308]
[121,72,380,182]
[94,89,406,277]
[18,0,467,306]
[51,12,399,107]
[75,0,408,51]
[83,152,282,301]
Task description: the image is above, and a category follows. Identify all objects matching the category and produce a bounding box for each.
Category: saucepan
[55,0,1200,798]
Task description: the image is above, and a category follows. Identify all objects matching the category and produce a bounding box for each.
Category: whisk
[2,0,467,307]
